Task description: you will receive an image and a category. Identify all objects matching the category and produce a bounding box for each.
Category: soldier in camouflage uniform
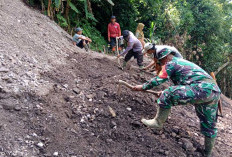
[133,48,221,157]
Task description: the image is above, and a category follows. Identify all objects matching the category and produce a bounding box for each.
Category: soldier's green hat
[156,48,172,60]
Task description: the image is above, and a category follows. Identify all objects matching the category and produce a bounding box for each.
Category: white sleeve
[170,47,183,58]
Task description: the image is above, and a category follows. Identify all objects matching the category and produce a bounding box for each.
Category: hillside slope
[0,0,231,157]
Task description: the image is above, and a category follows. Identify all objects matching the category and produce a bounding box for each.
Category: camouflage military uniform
[143,57,221,138]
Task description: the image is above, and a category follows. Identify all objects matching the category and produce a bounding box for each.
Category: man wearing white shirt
[142,43,183,73]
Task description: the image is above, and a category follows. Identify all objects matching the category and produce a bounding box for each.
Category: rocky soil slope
[0,0,231,156]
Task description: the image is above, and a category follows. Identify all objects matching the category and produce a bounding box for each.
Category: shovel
[117,80,161,97]
[116,37,123,69]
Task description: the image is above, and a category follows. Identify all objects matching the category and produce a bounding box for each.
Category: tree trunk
[223,69,226,94]
[87,0,93,14]
[229,75,231,98]
[47,0,52,17]
[40,0,45,12]
[65,0,70,32]
[230,76,231,98]
[226,71,231,98]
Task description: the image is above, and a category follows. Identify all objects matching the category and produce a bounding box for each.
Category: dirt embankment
[0,0,231,157]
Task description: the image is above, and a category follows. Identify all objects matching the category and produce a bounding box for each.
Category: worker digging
[117,30,144,69]
[142,42,183,74]
[132,48,221,157]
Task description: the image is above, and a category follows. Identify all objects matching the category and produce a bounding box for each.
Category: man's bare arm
[86,37,92,42]
[78,36,92,42]
[78,36,87,40]
[143,60,155,70]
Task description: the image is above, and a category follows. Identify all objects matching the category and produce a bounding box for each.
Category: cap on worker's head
[156,48,172,60]
[76,27,82,32]
[111,16,116,19]
[142,42,155,54]
[122,30,130,39]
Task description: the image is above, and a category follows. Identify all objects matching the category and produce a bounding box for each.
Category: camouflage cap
[156,48,172,60]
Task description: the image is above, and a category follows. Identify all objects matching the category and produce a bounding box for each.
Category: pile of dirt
[0,0,231,156]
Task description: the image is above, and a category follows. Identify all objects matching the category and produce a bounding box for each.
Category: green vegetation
[26,0,232,97]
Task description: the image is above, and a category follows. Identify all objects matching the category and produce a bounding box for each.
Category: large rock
[180,138,195,152]
[0,67,9,72]
[2,103,15,111]
[73,88,80,94]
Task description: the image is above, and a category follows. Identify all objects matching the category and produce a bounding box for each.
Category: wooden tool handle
[116,38,121,67]
[210,72,216,80]
[210,72,223,117]
[118,80,134,89]
[118,80,161,97]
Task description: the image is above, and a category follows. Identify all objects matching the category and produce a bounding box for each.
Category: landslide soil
[0,0,231,157]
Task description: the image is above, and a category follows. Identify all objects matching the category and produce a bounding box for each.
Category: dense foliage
[26,0,232,97]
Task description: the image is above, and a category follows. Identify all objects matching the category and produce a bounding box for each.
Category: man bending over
[133,48,221,157]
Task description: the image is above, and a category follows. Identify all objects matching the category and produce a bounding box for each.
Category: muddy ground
[0,0,231,157]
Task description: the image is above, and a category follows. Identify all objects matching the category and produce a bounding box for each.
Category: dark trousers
[124,50,143,66]
[76,40,89,49]
[109,37,116,49]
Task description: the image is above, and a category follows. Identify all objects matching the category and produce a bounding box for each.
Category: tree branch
[214,60,231,76]
[106,0,114,6]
